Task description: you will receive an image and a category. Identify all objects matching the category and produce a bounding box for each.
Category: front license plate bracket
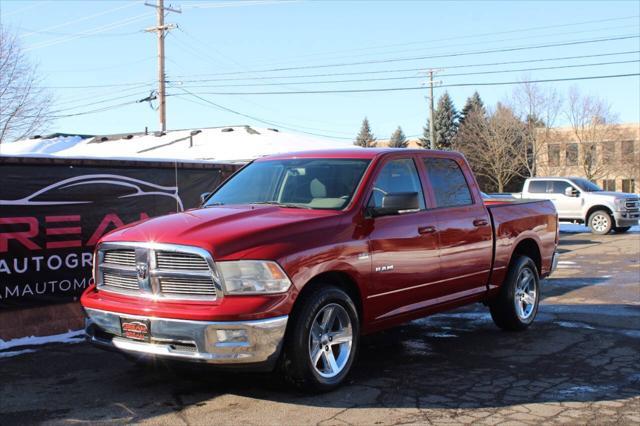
[120,317,151,342]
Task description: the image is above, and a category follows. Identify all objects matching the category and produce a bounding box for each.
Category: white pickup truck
[513,177,639,234]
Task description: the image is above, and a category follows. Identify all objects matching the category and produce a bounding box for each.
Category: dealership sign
[0,159,232,308]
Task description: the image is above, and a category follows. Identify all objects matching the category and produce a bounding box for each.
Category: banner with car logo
[0,156,240,309]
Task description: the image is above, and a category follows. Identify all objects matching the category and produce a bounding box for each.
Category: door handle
[418,226,436,235]
[473,219,488,227]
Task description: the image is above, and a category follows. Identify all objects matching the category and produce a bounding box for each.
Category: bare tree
[0,26,51,145]
[508,80,562,177]
[566,86,619,181]
[453,104,525,192]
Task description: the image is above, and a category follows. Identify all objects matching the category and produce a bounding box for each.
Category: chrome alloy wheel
[309,303,353,378]
[591,213,610,233]
[514,268,537,321]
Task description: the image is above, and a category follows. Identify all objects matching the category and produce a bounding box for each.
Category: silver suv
[519,177,639,234]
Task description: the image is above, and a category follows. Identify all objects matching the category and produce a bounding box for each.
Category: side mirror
[200,192,211,204]
[367,192,420,217]
[564,187,578,197]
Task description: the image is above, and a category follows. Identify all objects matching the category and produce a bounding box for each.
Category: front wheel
[614,226,631,233]
[281,285,359,392]
[588,210,613,235]
[489,256,540,331]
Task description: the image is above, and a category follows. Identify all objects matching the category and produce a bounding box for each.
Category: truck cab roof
[257,148,463,162]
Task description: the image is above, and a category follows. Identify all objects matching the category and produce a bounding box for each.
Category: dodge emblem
[136,263,148,280]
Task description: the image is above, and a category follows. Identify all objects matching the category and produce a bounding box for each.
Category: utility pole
[422,69,442,150]
[428,70,435,150]
[145,0,180,132]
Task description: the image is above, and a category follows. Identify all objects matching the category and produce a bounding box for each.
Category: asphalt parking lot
[1,228,639,425]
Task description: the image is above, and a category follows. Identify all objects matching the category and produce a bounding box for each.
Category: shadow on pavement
[1,303,638,423]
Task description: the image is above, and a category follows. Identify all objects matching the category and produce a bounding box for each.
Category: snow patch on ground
[556,321,596,330]
[0,349,37,359]
[560,223,640,233]
[427,332,459,338]
[0,329,84,352]
[557,385,616,396]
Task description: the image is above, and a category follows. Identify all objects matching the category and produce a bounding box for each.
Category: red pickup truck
[81,149,558,391]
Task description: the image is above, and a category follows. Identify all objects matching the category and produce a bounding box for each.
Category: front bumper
[613,210,640,228]
[85,308,288,369]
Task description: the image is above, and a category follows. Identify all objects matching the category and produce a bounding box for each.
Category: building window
[621,140,635,163]
[584,143,597,169]
[602,142,615,165]
[565,143,578,166]
[602,179,616,191]
[548,144,560,167]
[622,179,635,193]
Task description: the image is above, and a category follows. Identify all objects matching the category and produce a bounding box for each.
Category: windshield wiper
[205,202,224,207]
[251,201,312,209]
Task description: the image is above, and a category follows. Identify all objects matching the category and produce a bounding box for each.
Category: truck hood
[101,204,344,259]
[584,191,638,200]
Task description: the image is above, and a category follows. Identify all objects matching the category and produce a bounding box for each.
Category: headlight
[217,260,291,294]
[614,199,627,209]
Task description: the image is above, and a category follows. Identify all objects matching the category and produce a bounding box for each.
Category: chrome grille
[103,272,139,291]
[103,249,136,267]
[96,243,220,300]
[156,251,209,270]
[625,199,639,211]
[160,277,216,296]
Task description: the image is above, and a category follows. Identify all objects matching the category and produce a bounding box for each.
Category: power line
[18,27,142,37]
[171,50,640,82]
[249,22,639,69]
[54,84,154,108]
[1,100,140,120]
[166,34,640,76]
[250,15,640,65]
[20,80,154,90]
[19,2,139,38]
[24,12,154,51]
[22,51,640,90]
[176,88,354,139]
[49,91,153,114]
[173,73,640,95]
[170,59,640,88]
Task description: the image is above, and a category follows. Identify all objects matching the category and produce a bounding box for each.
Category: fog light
[216,329,248,344]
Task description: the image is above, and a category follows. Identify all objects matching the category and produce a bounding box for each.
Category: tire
[489,256,540,331]
[588,210,613,235]
[280,285,359,392]
[614,226,631,233]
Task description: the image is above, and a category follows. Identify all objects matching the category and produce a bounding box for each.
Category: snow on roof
[0,126,355,162]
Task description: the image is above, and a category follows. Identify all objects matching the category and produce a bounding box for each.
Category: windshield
[570,178,603,192]
[206,159,370,210]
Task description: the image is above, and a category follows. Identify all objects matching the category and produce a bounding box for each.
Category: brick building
[536,123,640,194]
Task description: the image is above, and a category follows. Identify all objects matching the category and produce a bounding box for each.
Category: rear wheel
[588,210,613,235]
[281,285,359,392]
[489,256,540,331]
[614,226,631,233]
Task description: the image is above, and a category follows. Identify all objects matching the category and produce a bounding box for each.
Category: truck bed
[485,199,558,293]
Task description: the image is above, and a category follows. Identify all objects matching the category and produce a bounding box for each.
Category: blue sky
[1,0,639,141]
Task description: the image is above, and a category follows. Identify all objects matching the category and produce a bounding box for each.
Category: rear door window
[528,180,548,193]
[423,158,473,208]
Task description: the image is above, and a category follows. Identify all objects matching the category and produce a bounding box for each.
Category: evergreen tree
[433,91,459,150]
[354,117,376,147]
[418,119,431,148]
[459,91,485,126]
[388,126,408,148]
